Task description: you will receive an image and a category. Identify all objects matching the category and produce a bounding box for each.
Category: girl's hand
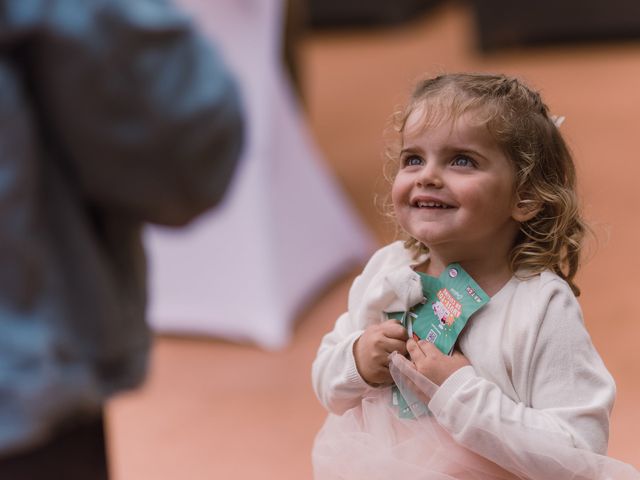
[406,338,470,386]
[354,320,408,386]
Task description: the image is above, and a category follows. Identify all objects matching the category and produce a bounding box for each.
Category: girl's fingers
[418,340,442,357]
[407,338,444,360]
[406,338,424,360]
[405,339,467,386]
[384,338,408,355]
[382,320,409,340]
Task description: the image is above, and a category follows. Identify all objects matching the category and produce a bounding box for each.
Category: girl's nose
[416,162,443,188]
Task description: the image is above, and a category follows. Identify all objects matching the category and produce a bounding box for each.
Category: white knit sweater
[312,241,616,456]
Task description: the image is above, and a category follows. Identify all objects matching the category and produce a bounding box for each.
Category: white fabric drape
[145,0,374,349]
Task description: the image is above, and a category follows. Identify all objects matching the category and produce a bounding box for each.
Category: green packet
[387,263,490,418]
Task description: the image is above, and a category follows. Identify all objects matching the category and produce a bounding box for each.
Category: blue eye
[451,155,474,168]
[403,155,423,167]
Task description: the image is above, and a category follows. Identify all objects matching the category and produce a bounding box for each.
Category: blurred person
[312,73,640,479]
[0,0,243,478]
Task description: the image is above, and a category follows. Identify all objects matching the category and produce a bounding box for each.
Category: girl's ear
[512,197,541,223]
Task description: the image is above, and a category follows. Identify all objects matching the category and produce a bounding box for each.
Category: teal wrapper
[387,264,490,418]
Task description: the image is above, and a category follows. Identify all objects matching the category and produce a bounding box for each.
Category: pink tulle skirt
[313,388,516,480]
[312,353,640,480]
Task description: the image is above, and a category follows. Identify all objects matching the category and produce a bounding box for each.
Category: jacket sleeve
[426,278,617,477]
[10,0,244,226]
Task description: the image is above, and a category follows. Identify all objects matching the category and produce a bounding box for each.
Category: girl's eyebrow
[401,144,490,162]
[399,143,427,155]
[399,146,422,155]
[446,145,490,162]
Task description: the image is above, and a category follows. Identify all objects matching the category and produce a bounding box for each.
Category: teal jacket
[0,0,243,454]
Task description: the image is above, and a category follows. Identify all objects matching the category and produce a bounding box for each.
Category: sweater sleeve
[10,0,244,226]
[311,294,372,415]
[312,242,410,414]
[426,277,616,476]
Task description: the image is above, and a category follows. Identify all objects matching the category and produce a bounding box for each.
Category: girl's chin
[408,236,468,258]
[408,233,453,246]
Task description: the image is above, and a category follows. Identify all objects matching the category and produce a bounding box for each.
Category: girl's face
[392,107,524,265]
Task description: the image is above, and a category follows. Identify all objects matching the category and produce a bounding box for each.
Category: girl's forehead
[403,102,491,141]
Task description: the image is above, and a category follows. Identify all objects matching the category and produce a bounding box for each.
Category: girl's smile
[411,194,456,210]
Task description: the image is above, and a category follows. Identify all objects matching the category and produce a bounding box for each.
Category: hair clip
[551,115,565,127]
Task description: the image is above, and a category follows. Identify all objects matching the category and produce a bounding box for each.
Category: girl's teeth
[417,201,449,208]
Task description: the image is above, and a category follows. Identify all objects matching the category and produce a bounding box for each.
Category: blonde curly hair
[384,73,586,296]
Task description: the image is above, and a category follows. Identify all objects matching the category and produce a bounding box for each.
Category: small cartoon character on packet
[431,301,455,327]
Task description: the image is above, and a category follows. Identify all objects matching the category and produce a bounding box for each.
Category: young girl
[311,73,640,479]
